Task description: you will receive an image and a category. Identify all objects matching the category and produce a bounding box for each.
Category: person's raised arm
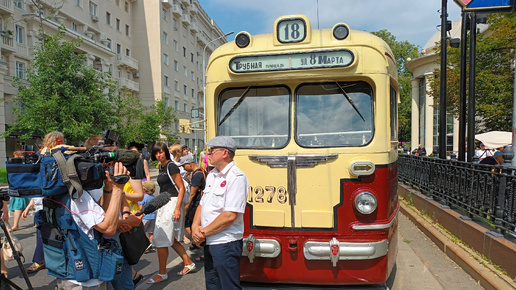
[93,162,127,236]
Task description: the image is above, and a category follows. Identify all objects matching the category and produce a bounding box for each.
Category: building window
[173,40,178,51]
[76,0,82,7]
[106,12,111,25]
[175,100,179,110]
[89,1,98,16]
[191,71,194,81]
[183,47,186,57]
[15,25,24,44]
[191,89,194,98]
[125,24,130,36]
[107,38,112,49]
[117,68,121,78]
[126,48,130,56]
[184,104,188,112]
[174,60,178,71]
[72,22,78,31]
[162,8,167,20]
[117,44,121,54]
[15,61,25,79]
[164,54,169,65]
[175,80,179,91]
[183,66,187,77]
[173,19,178,30]
[163,32,168,44]
[164,75,169,86]
[125,1,130,13]
[190,53,194,63]
[184,85,187,95]
[116,19,120,31]
[13,0,23,9]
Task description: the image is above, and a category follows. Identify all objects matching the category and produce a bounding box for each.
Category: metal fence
[398,154,516,237]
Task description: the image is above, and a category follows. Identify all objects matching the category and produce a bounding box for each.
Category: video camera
[5,131,144,198]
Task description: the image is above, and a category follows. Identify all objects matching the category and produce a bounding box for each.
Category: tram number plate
[248,186,288,204]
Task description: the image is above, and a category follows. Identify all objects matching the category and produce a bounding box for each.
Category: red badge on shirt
[220,180,227,187]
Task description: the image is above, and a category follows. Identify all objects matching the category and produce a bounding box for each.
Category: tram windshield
[218,86,290,149]
[217,81,373,149]
[296,81,374,147]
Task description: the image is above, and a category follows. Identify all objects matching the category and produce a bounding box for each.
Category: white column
[410,78,420,152]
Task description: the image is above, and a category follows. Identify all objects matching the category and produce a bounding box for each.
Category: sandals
[146,273,168,284]
[132,273,144,286]
[177,263,196,276]
[26,262,45,274]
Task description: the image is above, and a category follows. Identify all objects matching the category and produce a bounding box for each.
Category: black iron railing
[398,154,516,237]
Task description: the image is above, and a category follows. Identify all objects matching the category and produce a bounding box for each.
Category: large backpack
[38,192,124,282]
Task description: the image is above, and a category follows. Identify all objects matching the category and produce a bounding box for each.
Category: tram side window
[218,86,290,149]
[390,85,398,141]
[295,81,374,147]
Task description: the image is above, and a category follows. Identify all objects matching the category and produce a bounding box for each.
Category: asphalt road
[1,206,484,290]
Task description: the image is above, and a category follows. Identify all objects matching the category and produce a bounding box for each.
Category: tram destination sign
[229,49,354,73]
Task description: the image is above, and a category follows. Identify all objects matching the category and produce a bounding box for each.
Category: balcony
[117,54,138,71]
[162,0,172,8]
[0,34,15,53]
[197,34,207,46]
[190,21,198,33]
[172,5,181,17]
[181,0,190,7]
[16,43,29,57]
[119,78,139,92]
[182,14,190,26]
[190,4,198,15]
[163,86,171,95]
[0,0,13,15]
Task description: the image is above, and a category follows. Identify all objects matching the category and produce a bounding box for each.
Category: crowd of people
[1,132,249,290]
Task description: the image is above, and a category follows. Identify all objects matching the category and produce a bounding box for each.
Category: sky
[198,0,463,49]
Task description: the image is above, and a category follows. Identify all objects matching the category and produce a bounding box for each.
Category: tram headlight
[235,32,251,48]
[354,192,377,214]
[333,23,350,40]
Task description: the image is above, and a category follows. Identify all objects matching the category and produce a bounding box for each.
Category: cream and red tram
[204,14,399,285]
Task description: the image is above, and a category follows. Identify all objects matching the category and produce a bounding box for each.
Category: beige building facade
[0,0,227,164]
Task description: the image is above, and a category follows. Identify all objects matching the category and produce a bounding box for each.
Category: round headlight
[333,24,349,40]
[354,192,377,214]
[235,32,251,48]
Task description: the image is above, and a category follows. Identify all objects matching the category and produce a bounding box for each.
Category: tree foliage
[372,30,420,142]
[6,27,117,145]
[429,13,516,132]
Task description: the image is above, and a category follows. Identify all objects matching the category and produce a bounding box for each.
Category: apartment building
[0,0,227,164]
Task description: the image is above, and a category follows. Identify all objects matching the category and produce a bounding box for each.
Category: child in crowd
[140,180,156,251]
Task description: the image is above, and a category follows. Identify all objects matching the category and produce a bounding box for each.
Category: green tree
[113,92,176,147]
[429,13,516,132]
[372,30,420,143]
[5,27,117,145]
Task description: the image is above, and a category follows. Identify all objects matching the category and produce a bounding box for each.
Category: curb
[400,198,516,290]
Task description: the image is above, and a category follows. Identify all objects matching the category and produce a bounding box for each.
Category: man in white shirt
[476,143,493,161]
[192,136,249,290]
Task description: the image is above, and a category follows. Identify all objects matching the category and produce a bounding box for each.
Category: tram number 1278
[248,186,288,204]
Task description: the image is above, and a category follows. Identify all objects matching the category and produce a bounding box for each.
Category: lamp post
[202,31,234,142]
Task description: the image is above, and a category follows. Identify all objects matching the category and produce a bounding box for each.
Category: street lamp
[202,31,234,142]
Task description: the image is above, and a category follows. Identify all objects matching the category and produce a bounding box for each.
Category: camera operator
[1,199,8,278]
[56,162,141,290]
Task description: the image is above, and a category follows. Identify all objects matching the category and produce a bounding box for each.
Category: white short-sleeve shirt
[200,161,249,245]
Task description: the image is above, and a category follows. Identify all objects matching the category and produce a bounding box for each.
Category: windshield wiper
[218,86,251,126]
[335,82,365,122]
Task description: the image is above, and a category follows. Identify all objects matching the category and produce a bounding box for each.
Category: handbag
[166,163,190,205]
[1,222,23,261]
[119,223,149,265]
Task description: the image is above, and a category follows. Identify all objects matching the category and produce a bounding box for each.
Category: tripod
[0,201,33,290]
